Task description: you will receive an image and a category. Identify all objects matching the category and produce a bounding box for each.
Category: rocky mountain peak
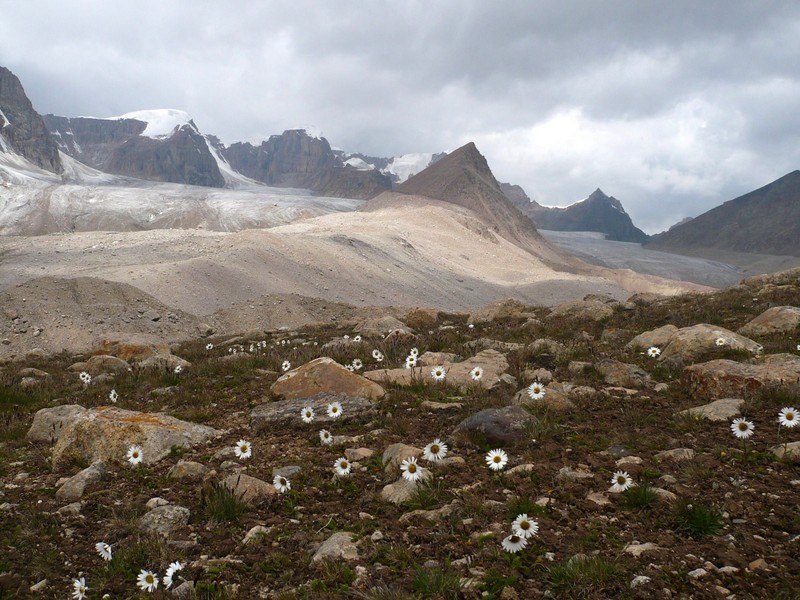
[0,66,62,173]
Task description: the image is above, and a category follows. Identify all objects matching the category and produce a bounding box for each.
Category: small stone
[624,542,660,558]
[146,497,170,509]
[56,502,82,517]
[688,568,707,579]
[586,492,611,506]
[748,558,769,571]
[138,505,190,537]
[242,525,272,545]
[654,383,669,393]
[615,456,643,466]
[421,400,463,410]
[556,465,594,482]
[630,575,651,588]
[168,460,208,481]
[370,530,385,542]
[345,448,375,461]
[655,448,695,462]
[272,465,302,478]
[312,531,359,563]
[718,566,740,575]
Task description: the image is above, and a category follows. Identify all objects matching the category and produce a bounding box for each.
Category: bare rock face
[659,324,762,367]
[682,354,800,399]
[0,66,62,173]
[27,405,222,471]
[271,357,386,402]
[738,306,800,337]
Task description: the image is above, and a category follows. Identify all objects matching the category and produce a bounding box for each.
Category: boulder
[221,473,277,503]
[683,354,800,399]
[251,395,376,432]
[512,383,574,411]
[168,460,209,481]
[417,351,458,366]
[595,359,651,388]
[312,532,359,563]
[738,306,800,337]
[547,295,618,322]
[137,354,192,372]
[625,325,679,351]
[382,443,423,472]
[527,338,568,358]
[29,406,221,471]
[468,298,529,323]
[678,398,744,422]
[55,462,107,502]
[271,357,385,402]
[364,349,508,390]
[18,367,49,379]
[138,505,190,536]
[84,354,132,375]
[355,315,414,338]
[464,338,524,352]
[659,324,762,366]
[451,406,536,447]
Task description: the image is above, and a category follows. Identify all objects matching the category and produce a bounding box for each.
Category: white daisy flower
[206,343,214,350]
[108,389,118,403]
[301,406,315,423]
[346,364,355,372]
[512,513,539,539]
[234,439,252,460]
[400,456,422,481]
[372,349,384,362]
[95,541,112,561]
[327,401,343,419]
[136,569,159,593]
[610,470,634,493]
[731,417,755,439]
[430,366,447,382]
[127,445,143,465]
[779,407,798,428]
[409,347,419,357]
[422,439,448,462]
[79,371,92,384]
[320,429,333,445]
[273,474,291,493]
[501,533,527,553]
[351,358,363,371]
[72,576,88,600]
[354,335,362,342]
[715,337,726,346]
[470,366,484,381]
[468,323,474,329]
[334,457,352,476]
[281,360,292,372]
[164,560,184,589]
[174,365,183,374]
[486,449,508,471]
[405,355,418,368]
[527,382,546,400]
[343,334,350,340]
[647,346,661,358]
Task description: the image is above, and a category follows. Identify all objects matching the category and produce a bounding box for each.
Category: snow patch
[0,108,9,128]
[344,157,375,171]
[102,109,196,138]
[383,153,434,183]
[202,135,265,189]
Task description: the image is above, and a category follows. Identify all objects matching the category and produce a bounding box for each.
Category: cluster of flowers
[501,513,539,553]
[730,407,797,439]
[79,371,91,385]
[71,547,183,598]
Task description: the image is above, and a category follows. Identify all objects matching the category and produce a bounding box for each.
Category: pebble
[688,568,707,579]
[630,575,651,588]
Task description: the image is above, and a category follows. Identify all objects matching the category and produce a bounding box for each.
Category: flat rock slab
[738,306,800,337]
[251,396,376,431]
[312,531,359,562]
[138,505,190,536]
[380,469,433,504]
[679,398,744,422]
[364,349,509,390]
[659,324,762,367]
[28,406,222,472]
[683,354,800,399]
[271,357,385,401]
[451,405,536,447]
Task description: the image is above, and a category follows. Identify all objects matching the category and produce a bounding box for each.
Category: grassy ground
[1,280,799,599]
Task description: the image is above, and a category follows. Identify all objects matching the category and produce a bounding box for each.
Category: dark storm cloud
[2,1,799,232]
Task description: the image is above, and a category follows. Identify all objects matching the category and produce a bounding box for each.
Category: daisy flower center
[430,445,439,454]
[408,464,416,473]
[520,521,530,530]
[340,461,348,468]
[617,475,626,484]
[493,456,501,463]
[146,575,154,584]
[739,423,748,431]
[787,412,795,420]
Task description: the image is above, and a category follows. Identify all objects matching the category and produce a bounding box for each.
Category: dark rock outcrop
[503,185,648,243]
[647,171,800,256]
[0,66,62,173]
[223,129,390,199]
[43,113,225,187]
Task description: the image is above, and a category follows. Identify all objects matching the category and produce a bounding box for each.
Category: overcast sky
[2,1,799,232]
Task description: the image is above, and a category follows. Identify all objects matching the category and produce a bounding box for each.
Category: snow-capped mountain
[340,151,446,185]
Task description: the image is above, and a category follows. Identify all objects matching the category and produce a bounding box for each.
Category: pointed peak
[587,188,609,200]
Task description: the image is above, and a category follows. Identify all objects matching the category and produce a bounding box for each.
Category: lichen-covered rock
[683,354,800,399]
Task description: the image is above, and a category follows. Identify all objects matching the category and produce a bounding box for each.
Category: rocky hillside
[0,66,62,173]
[44,111,225,187]
[647,171,800,256]
[1,268,799,598]
[503,185,649,243]
[223,130,391,199]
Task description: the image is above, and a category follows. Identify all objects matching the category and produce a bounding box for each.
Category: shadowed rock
[451,406,536,446]
[595,359,651,388]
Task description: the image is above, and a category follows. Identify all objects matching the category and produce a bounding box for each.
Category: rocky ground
[1,270,799,599]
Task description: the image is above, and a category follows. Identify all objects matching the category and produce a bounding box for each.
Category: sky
[2,1,800,233]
